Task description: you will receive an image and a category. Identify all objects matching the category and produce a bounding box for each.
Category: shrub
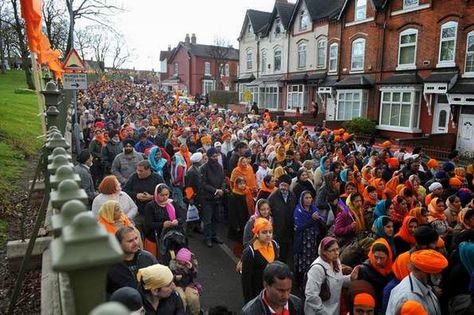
[209,90,238,105]
[343,117,376,135]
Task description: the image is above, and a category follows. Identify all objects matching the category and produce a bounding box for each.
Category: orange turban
[392,252,411,280]
[343,132,350,141]
[201,135,212,145]
[252,218,272,236]
[353,293,375,308]
[338,128,345,135]
[449,177,462,187]
[296,121,303,128]
[426,159,438,169]
[387,157,399,168]
[399,300,428,315]
[334,135,341,142]
[382,140,392,148]
[410,249,448,274]
[321,131,328,137]
[222,133,231,141]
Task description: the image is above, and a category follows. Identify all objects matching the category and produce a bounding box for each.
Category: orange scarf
[428,197,447,221]
[253,239,275,263]
[259,181,276,194]
[392,251,411,280]
[362,186,378,207]
[370,178,386,200]
[384,175,400,199]
[179,146,191,168]
[232,187,255,216]
[395,216,417,246]
[230,160,257,191]
[369,238,393,276]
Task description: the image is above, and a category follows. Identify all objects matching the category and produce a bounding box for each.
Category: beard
[124,148,133,154]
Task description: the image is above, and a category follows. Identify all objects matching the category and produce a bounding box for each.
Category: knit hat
[414,226,439,246]
[427,159,438,169]
[398,300,428,315]
[109,287,143,311]
[278,174,292,185]
[77,149,90,164]
[190,152,203,163]
[176,248,193,263]
[410,249,448,274]
[136,264,174,290]
[429,182,443,192]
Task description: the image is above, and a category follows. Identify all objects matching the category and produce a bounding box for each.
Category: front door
[457,114,474,154]
[432,95,450,134]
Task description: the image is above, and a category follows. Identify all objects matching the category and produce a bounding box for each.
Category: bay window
[379,88,421,130]
[287,85,306,110]
[336,90,368,120]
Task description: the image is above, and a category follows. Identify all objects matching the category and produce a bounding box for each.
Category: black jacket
[185,165,202,204]
[227,192,249,242]
[102,140,123,168]
[240,291,303,315]
[268,190,297,245]
[200,161,225,202]
[123,173,164,214]
[106,249,157,296]
[292,180,316,201]
[142,291,185,315]
[143,200,185,242]
[358,260,392,312]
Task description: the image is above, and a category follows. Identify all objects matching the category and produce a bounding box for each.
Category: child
[169,248,201,315]
[256,158,272,189]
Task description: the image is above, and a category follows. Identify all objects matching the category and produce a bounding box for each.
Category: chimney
[191,33,196,44]
[185,33,190,44]
[168,45,171,51]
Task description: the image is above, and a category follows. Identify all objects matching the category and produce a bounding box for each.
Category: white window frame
[397,28,418,70]
[329,43,338,73]
[299,10,310,31]
[316,38,326,69]
[336,89,368,120]
[225,63,230,77]
[297,42,307,69]
[204,62,211,75]
[287,84,306,111]
[259,86,280,110]
[274,48,282,72]
[355,0,367,21]
[378,87,422,132]
[437,21,458,68]
[174,63,179,75]
[261,49,267,74]
[403,0,419,9]
[246,49,253,70]
[351,38,365,72]
[464,31,474,77]
[203,79,215,95]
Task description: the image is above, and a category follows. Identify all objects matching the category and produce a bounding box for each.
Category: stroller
[158,229,188,265]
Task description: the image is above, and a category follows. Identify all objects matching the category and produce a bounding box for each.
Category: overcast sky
[112,0,293,70]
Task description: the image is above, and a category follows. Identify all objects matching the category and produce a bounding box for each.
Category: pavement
[187,225,244,313]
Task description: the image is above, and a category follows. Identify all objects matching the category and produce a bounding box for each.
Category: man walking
[111,139,144,186]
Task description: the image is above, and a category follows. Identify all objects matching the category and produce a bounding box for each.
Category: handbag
[315,263,331,301]
[186,204,200,222]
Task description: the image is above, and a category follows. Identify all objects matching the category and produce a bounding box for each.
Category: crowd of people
[74,80,474,315]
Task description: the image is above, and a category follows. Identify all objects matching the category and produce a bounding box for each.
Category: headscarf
[384,174,401,199]
[459,241,474,274]
[252,218,275,263]
[374,200,390,219]
[273,166,287,180]
[232,177,255,215]
[259,179,276,195]
[373,216,396,255]
[409,207,425,225]
[346,194,366,232]
[395,216,417,247]
[392,251,411,281]
[390,196,408,224]
[319,155,329,176]
[294,191,325,254]
[428,197,446,221]
[252,217,273,235]
[368,238,393,276]
[98,200,132,234]
[179,144,191,168]
[274,143,286,162]
[410,249,448,274]
[154,184,176,221]
[398,301,428,315]
[137,264,174,290]
[231,157,257,191]
[340,168,349,183]
[251,199,272,221]
[362,186,378,207]
[370,178,386,199]
[318,236,340,273]
[148,146,166,177]
[361,165,372,183]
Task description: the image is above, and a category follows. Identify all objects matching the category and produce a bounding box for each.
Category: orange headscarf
[179,144,191,168]
[370,178,386,199]
[392,251,411,280]
[409,207,425,225]
[384,174,401,199]
[428,197,447,221]
[368,238,393,276]
[252,218,275,263]
[362,186,378,207]
[395,216,417,247]
[259,179,276,195]
[98,200,133,234]
[230,157,257,192]
[361,165,372,183]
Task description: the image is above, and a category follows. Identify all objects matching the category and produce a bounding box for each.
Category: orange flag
[20,0,43,53]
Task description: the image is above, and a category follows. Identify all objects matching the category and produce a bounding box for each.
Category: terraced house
[237,0,474,154]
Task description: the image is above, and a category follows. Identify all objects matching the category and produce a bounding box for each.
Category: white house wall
[259,15,289,76]
[239,19,259,78]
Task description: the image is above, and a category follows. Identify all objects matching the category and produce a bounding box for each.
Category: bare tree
[110,34,130,70]
[207,37,231,91]
[89,26,110,70]
[64,0,123,54]
[0,1,6,73]
[43,0,68,51]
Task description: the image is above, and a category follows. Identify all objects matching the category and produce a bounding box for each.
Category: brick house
[161,34,239,97]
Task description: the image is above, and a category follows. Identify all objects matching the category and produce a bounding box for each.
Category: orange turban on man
[410,249,448,274]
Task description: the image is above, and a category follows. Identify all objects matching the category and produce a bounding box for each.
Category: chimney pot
[191,33,196,44]
[185,33,190,44]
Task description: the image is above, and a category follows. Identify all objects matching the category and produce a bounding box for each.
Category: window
[317,39,326,68]
[298,42,307,68]
[438,21,458,67]
[336,90,368,120]
[246,49,253,70]
[403,0,419,8]
[351,38,365,71]
[174,63,179,75]
[299,10,310,31]
[261,49,267,73]
[239,86,258,103]
[259,86,279,110]
[274,48,282,71]
[225,64,230,76]
[465,32,474,74]
[398,29,418,69]
[274,18,281,37]
[204,62,211,75]
[379,89,421,130]
[203,80,214,95]
[355,0,367,21]
[247,24,252,34]
[329,43,338,72]
[287,85,306,110]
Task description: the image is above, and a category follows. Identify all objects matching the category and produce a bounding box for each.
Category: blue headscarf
[373,215,396,256]
[340,168,349,183]
[148,146,166,177]
[374,200,388,219]
[460,241,474,274]
[320,155,329,176]
[293,190,326,254]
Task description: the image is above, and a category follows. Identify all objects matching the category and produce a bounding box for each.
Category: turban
[334,135,341,142]
[427,159,438,169]
[398,300,428,315]
[176,247,193,263]
[252,217,272,236]
[338,128,345,135]
[320,131,328,137]
[343,132,351,141]
[137,264,173,290]
[122,138,135,147]
[214,141,222,147]
[410,249,448,274]
[443,162,455,172]
[387,157,399,168]
[278,174,292,185]
[95,121,105,129]
[222,133,231,141]
[201,135,212,145]
[429,182,443,192]
[382,140,392,148]
[449,177,462,187]
[353,293,375,308]
[435,170,446,179]
[190,152,203,163]
[206,147,218,157]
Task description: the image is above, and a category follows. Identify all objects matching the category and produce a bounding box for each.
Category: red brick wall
[168,46,190,92]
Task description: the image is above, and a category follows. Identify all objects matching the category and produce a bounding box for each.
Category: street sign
[63,73,88,90]
[63,48,86,71]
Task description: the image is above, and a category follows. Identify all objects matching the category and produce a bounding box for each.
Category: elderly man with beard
[112,138,144,186]
[200,147,226,248]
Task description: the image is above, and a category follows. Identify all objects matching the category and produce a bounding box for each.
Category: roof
[449,79,474,94]
[235,73,255,83]
[276,0,296,28]
[319,76,339,87]
[307,0,346,21]
[159,50,170,62]
[338,0,389,20]
[247,9,272,34]
[378,72,424,85]
[424,70,458,83]
[285,73,308,83]
[188,44,239,60]
[334,75,374,88]
[251,74,284,85]
[307,72,327,82]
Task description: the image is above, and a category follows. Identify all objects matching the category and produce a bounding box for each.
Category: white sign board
[63,73,88,90]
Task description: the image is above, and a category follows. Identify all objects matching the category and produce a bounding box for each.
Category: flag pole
[30,52,46,134]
